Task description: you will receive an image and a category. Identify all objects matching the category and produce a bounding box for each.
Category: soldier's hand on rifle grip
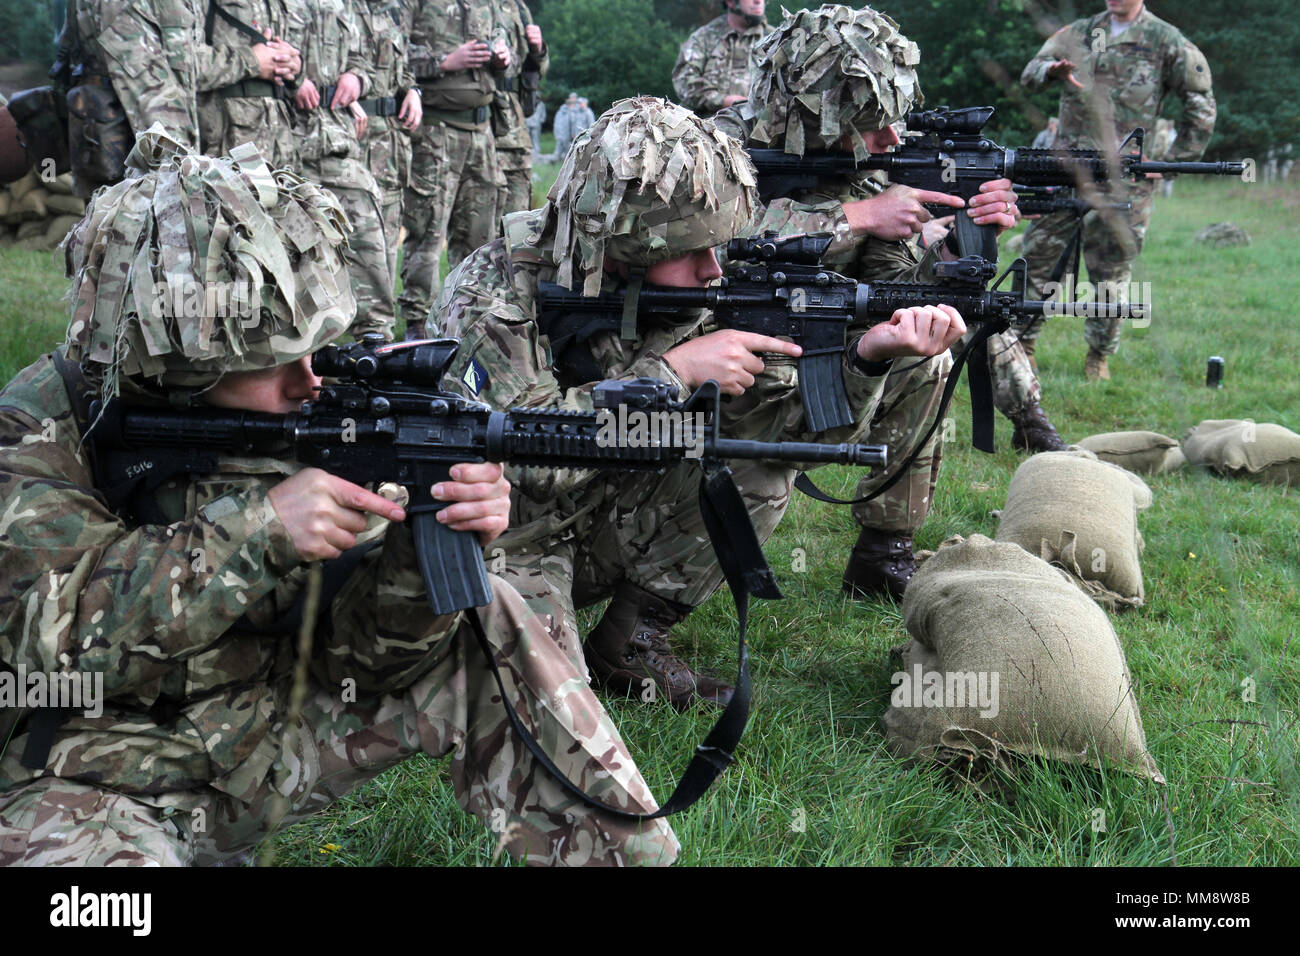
[845,185,964,241]
[432,462,512,546]
[664,330,803,396]
[966,178,1020,232]
[856,305,966,361]
[268,468,408,562]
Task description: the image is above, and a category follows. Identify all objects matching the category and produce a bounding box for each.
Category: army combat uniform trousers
[497,460,791,677]
[399,121,501,322]
[497,146,535,218]
[1017,179,1157,356]
[303,155,396,342]
[0,577,679,867]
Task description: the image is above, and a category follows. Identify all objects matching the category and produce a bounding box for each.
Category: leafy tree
[0,0,56,65]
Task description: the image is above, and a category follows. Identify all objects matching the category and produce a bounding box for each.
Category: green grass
[4,177,1296,866]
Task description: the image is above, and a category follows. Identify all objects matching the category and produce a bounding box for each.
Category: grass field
[2,176,1296,866]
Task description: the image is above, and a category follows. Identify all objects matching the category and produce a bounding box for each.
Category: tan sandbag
[1183,419,1300,487]
[45,172,78,196]
[1076,430,1184,475]
[884,534,1164,787]
[15,219,46,240]
[996,449,1149,610]
[44,192,85,216]
[2,188,47,223]
[8,168,39,201]
[42,214,82,248]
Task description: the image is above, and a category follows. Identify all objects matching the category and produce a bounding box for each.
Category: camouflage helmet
[543,96,758,294]
[747,4,923,159]
[63,125,354,406]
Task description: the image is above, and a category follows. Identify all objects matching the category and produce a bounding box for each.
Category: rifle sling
[467,463,777,821]
[794,320,1005,506]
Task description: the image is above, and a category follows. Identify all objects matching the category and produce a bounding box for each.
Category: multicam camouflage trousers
[308,155,396,342]
[497,460,791,675]
[978,328,1041,419]
[399,121,502,325]
[1018,179,1157,356]
[497,147,535,218]
[0,578,678,867]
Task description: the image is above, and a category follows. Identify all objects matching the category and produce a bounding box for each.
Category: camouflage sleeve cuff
[628,355,691,401]
[217,484,301,577]
[1020,56,1054,90]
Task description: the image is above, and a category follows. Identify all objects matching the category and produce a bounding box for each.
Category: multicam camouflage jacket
[355,0,416,195]
[197,0,301,168]
[76,0,262,147]
[407,0,507,119]
[492,0,550,151]
[428,209,893,516]
[671,13,768,117]
[288,0,372,165]
[1020,6,1216,160]
[0,354,457,800]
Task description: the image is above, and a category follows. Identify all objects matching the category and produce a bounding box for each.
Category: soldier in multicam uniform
[0,130,678,867]
[354,0,423,340]
[398,0,511,336]
[672,0,769,118]
[424,97,966,707]
[197,0,303,169]
[1018,0,1217,380]
[493,0,549,217]
[713,5,1046,600]
[289,0,395,341]
[69,0,299,152]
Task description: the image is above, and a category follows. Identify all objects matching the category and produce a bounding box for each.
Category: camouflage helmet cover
[748,4,923,159]
[63,125,354,405]
[543,96,759,294]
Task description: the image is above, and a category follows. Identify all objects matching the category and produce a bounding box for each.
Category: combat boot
[1019,337,1038,373]
[1010,401,1068,453]
[842,528,918,601]
[1084,348,1110,381]
[584,582,734,710]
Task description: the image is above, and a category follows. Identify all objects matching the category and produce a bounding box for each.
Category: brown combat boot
[1010,401,1068,453]
[1020,337,1038,373]
[584,582,734,711]
[1084,348,1111,381]
[841,529,918,601]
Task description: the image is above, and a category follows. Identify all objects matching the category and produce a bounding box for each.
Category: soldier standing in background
[64,0,298,192]
[494,1,549,217]
[672,0,768,118]
[198,0,303,170]
[526,99,546,161]
[355,0,422,334]
[1032,115,1059,149]
[398,0,510,337]
[550,91,581,161]
[289,0,393,341]
[1018,0,1217,380]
